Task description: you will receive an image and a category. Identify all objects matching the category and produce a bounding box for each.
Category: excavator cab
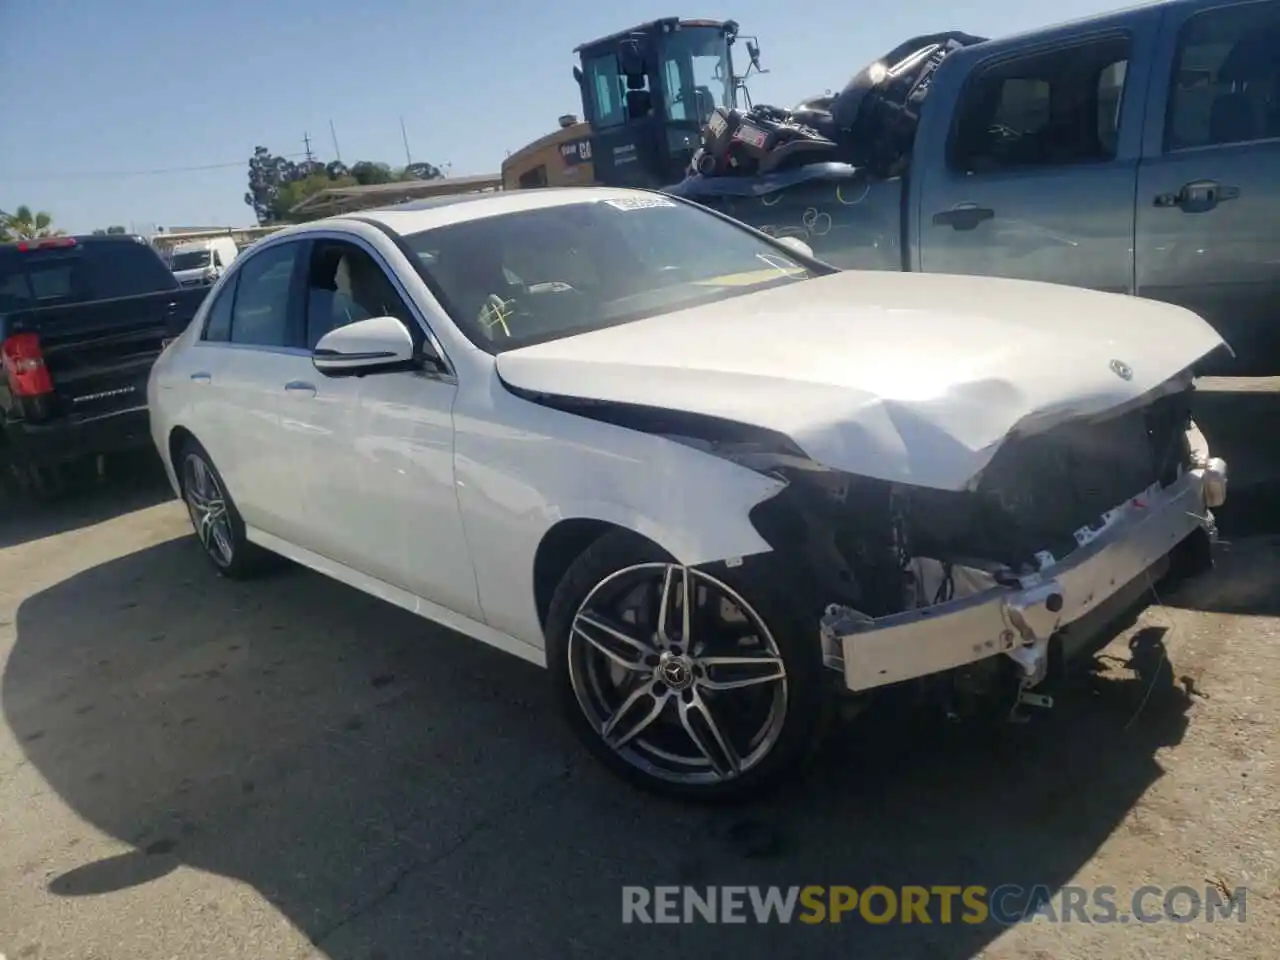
[573,18,760,187]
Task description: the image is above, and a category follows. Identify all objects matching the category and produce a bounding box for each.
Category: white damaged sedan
[148,186,1228,799]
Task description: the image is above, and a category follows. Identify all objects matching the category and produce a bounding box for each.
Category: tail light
[2,332,54,397]
[14,237,77,252]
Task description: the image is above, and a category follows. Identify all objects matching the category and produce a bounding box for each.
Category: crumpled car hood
[495,270,1225,490]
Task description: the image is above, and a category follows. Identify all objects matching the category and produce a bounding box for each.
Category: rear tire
[177,439,269,579]
[545,529,831,802]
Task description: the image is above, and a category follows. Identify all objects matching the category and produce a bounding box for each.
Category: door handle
[933,203,995,231]
[1153,180,1239,213]
[284,380,317,397]
[190,372,212,384]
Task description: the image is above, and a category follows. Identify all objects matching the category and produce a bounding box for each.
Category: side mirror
[312,315,418,377]
[773,235,815,259]
[619,39,646,78]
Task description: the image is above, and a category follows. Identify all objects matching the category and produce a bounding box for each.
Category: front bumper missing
[820,456,1228,693]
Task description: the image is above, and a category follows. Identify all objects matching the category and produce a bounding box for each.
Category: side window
[1167,1,1280,151]
[202,275,237,342]
[83,241,177,298]
[949,35,1132,174]
[229,242,301,348]
[583,53,626,128]
[303,239,414,349]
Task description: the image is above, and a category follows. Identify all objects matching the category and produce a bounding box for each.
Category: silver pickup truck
[669,0,1280,374]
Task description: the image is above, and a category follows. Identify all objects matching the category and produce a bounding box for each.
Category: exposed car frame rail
[821,455,1228,693]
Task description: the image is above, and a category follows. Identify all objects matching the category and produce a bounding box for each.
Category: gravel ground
[0,384,1277,959]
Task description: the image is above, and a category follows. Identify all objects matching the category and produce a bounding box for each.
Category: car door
[209,237,313,542]
[182,271,239,474]
[1135,0,1280,373]
[288,232,484,621]
[914,24,1152,294]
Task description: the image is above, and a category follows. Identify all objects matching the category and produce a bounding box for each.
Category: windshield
[402,195,821,353]
[171,250,211,271]
[661,26,734,125]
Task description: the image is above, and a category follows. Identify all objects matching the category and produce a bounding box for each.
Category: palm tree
[1,205,64,241]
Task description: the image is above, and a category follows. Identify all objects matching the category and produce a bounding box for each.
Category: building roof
[288,173,503,219]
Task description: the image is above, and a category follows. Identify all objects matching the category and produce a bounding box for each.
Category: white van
[169,237,239,288]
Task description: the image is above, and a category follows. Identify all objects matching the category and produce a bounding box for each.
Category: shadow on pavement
[0,451,175,550]
[5,536,1195,959]
[1161,535,1280,616]
[1192,379,1280,539]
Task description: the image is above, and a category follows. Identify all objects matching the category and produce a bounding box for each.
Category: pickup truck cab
[0,234,208,496]
[670,0,1280,374]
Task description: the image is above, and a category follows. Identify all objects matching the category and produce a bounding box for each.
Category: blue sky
[1,0,1127,234]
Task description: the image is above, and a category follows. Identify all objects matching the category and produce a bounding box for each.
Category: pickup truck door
[1135,0,1280,373]
[282,232,483,621]
[913,12,1162,295]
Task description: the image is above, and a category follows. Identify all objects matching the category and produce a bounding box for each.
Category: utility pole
[302,132,316,166]
[399,116,412,166]
[329,120,342,164]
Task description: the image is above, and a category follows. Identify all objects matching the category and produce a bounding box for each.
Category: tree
[349,161,395,186]
[1,205,63,240]
[400,162,444,181]
[246,146,447,225]
[274,171,356,221]
[92,225,127,235]
[244,146,301,225]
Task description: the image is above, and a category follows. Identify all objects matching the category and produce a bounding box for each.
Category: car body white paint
[496,269,1226,491]
[148,198,786,663]
[149,186,1223,670]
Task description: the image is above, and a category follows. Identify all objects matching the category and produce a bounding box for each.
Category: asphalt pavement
[1,380,1277,959]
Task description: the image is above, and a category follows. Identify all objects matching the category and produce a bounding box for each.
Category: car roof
[312,186,672,239]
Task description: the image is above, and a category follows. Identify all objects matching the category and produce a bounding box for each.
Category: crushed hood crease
[495,271,1225,490]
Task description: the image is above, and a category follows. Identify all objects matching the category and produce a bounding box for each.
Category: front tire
[177,439,267,579]
[545,530,830,801]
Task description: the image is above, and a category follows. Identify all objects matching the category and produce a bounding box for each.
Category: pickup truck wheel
[545,530,829,802]
[178,440,266,579]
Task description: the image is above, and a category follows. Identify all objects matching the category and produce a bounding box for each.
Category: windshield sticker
[602,196,677,211]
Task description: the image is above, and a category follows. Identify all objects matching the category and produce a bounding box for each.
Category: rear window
[0,239,177,313]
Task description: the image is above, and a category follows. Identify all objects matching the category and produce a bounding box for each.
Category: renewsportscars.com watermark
[622,884,1248,926]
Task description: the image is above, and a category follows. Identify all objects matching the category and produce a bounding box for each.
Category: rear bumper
[2,404,152,468]
[821,456,1229,693]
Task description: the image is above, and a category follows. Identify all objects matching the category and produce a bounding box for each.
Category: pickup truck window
[0,238,176,312]
[948,35,1132,174]
[1167,1,1280,151]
